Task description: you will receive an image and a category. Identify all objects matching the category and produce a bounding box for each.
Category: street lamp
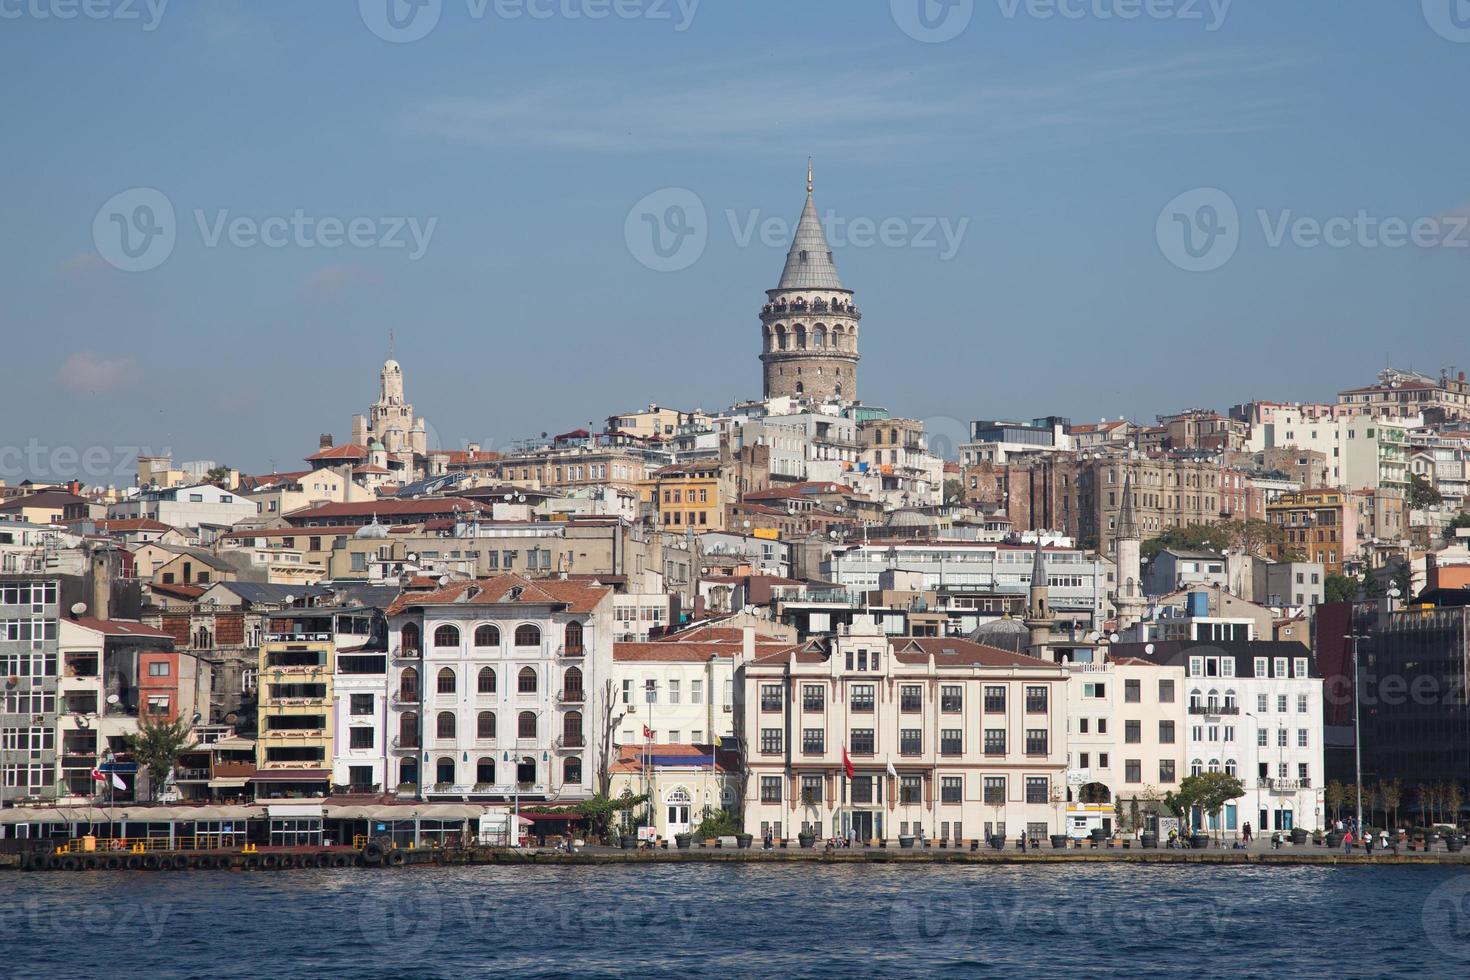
[1346,632,1368,834]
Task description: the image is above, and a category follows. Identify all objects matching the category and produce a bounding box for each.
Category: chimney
[90,546,112,621]
[741,626,755,664]
[319,433,334,450]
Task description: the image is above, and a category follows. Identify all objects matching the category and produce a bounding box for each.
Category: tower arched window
[775,325,787,350]
[813,324,826,349]
[794,324,807,350]
[795,382,804,395]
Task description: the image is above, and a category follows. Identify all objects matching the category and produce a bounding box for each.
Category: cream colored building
[739,618,1070,844]
[1062,655,1187,836]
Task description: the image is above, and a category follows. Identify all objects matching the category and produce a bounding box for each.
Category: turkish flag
[842,746,855,780]
[642,724,652,741]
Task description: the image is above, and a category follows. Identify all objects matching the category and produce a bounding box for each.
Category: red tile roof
[67,617,175,640]
[305,443,370,461]
[608,743,741,774]
[148,582,207,600]
[386,573,611,616]
[95,518,176,533]
[284,498,489,521]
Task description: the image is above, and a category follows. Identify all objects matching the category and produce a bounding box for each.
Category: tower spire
[807,157,813,194]
[1117,472,1138,541]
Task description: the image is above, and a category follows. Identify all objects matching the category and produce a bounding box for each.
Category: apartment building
[738,618,1070,844]
[385,574,612,806]
[255,635,335,798]
[1266,490,1358,575]
[1,578,60,803]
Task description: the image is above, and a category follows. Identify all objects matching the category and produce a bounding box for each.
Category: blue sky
[2,0,1468,482]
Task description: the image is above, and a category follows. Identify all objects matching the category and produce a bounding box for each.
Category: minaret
[1025,541,1055,660]
[758,161,861,402]
[1114,473,1146,631]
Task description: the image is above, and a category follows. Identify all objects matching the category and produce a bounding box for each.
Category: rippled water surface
[3,863,1465,978]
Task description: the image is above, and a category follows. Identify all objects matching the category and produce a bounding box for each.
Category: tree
[1323,574,1358,604]
[1390,561,1414,602]
[1324,780,1346,822]
[1407,473,1443,510]
[1381,778,1402,830]
[1142,523,1232,562]
[1217,518,1284,558]
[1417,783,1433,826]
[203,465,233,489]
[1446,781,1464,829]
[595,678,626,799]
[943,478,963,505]
[125,716,194,800]
[1445,512,1470,543]
[573,792,647,838]
[1167,772,1245,840]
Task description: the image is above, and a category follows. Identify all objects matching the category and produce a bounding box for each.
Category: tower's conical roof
[1117,472,1139,541]
[776,164,844,291]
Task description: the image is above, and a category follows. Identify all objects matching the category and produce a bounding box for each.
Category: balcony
[390,737,419,751]
[1187,704,1240,716]
[391,691,420,707]
[174,767,210,782]
[393,647,422,661]
[558,688,585,704]
[1267,777,1308,792]
[556,733,584,749]
[558,644,585,658]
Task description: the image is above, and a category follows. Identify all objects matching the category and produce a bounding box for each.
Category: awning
[520,811,584,821]
[207,777,250,788]
[250,770,330,782]
[267,804,324,818]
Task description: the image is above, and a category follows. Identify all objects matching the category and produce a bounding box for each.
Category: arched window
[437,667,456,694]
[399,712,418,748]
[399,758,418,787]
[563,756,582,785]
[763,325,773,352]
[1225,758,1237,776]
[562,710,582,747]
[514,624,541,647]
[666,786,692,805]
[794,324,807,349]
[1208,758,1220,773]
[474,624,499,647]
[437,711,456,740]
[775,324,787,350]
[1190,758,1203,777]
[478,666,496,694]
[436,757,455,786]
[433,624,460,647]
[518,711,537,739]
[400,622,420,654]
[478,710,496,740]
[795,382,805,395]
[564,621,584,654]
[518,667,538,694]
[562,666,583,701]
[399,666,418,701]
[813,324,826,349]
[1206,689,1220,712]
[1189,689,1202,710]
[476,757,495,785]
[1224,689,1237,710]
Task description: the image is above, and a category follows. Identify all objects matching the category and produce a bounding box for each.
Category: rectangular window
[1124,679,1140,703]
[1257,693,1268,713]
[801,775,823,804]
[668,680,681,705]
[983,729,1006,755]
[1025,686,1048,712]
[1294,657,1309,678]
[1025,729,1048,755]
[900,685,922,712]
[851,775,874,804]
[1125,720,1141,744]
[900,729,922,755]
[1159,760,1176,784]
[1254,658,1267,678]
[760,776,782,803]
[148,661,171,677]
[350,694,373,715]
[1025,776,1048,804]
[1297,693,1308,713]
[1277,728,1287,747]
[691,680,703,704]
[1158,678,1175,703]
[1277,694,1288,713]
[899,776,922,805]
[760,685,782,712]
[803,685,824,711]
[760,728,782,754]
[940,729,962,755]
[940,685,962,712]
[349,727,374,749]
[802,729,825,754]
[850,684,875,711]
[1297,729,1309,748]
[1126,759,1142,783]
[940,777,962,804]
[850,728,875,755]
[983,776,1005,806]
[983,686,1005,712]
[1159,720,1175,744]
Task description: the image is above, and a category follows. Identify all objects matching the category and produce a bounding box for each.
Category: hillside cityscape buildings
[4,174,1469,849]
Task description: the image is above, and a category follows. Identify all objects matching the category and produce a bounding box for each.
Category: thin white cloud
[404,49,1305,155]
[303,264,379,299]
[58,351,138,395]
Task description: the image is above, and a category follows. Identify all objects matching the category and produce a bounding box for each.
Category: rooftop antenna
[388,329,395,360]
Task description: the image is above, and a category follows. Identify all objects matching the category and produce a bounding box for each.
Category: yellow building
[256,635,335,797]
[1266,489,1357,576]
[646,461,725,531]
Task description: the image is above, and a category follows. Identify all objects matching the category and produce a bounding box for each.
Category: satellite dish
[106,694,120,705]
[1144,643,1155,655]
[71,602,87,617]
[1109,632,1120,643]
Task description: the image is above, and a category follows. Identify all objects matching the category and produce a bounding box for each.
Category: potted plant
[1290,826,1308,846]
[1140,829,1158,849]
[898,833,915,849]
[1312,830,1324,846]
[675,833,692,849]
[1050,833,1070,849]
[736,832,753,849]
[799,830,816,848]
[988,833,1005,850]
[1325,829,1343,848]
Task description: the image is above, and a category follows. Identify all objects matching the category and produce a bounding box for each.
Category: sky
[2,0,1468,484]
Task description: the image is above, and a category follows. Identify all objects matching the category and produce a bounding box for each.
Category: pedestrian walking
[1342,830,1354,855]
[1242,822,1252,844]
